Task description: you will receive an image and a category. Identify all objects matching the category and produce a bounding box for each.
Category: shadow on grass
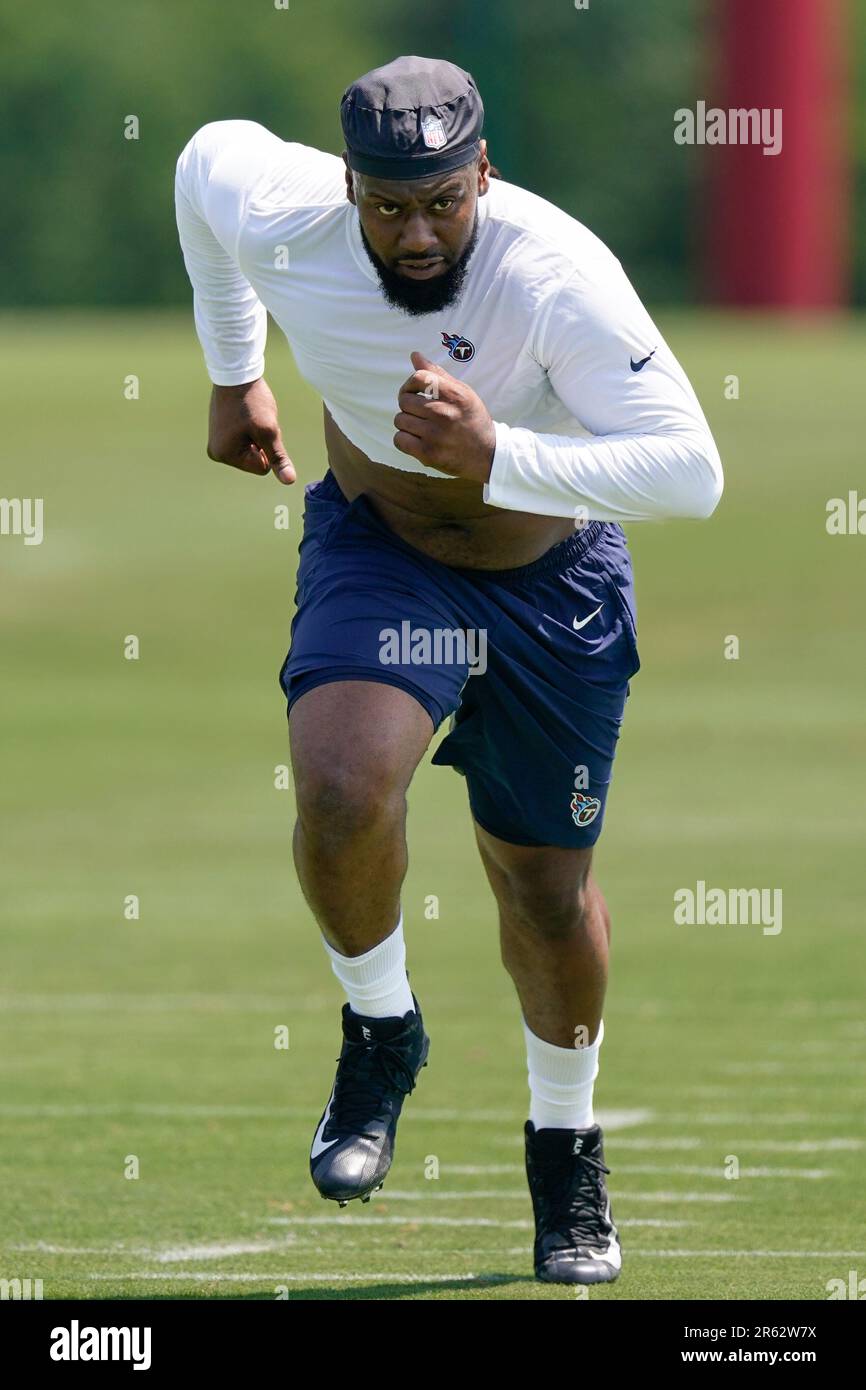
[80,1273,544,1300]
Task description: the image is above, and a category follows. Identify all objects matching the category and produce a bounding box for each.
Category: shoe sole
[323,1179,385,1210]
[535,1265,620,1286]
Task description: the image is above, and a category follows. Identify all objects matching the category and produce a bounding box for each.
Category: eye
[432,198,454,211]
[376,204,401,217]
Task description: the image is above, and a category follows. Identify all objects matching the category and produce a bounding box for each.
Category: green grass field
[1,309,864,1300]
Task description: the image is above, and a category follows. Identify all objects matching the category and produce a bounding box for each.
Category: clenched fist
[393,351,496,483]
[207,377,295,484]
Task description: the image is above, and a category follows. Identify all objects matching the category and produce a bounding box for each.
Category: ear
[476,139,491,197]
[342,153,356,205]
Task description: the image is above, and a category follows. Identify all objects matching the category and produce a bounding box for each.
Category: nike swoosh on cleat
[310,1087,340,1159]
[586,1237,621,1271]
[587,1201,622,1270]
[573,604,603,632]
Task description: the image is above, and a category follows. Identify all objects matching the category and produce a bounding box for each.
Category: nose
[395,210,438,258]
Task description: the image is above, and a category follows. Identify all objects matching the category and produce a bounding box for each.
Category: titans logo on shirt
[441,331,475,362]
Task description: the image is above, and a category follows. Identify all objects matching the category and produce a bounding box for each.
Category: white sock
[322,914,415,1019]
[524,1018,604,1131]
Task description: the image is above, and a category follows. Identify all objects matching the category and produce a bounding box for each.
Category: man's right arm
[175,121,294,483]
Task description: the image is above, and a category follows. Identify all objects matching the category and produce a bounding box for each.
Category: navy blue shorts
[279,471,640,849]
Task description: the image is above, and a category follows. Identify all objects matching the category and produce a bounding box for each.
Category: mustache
[358,215,479,316]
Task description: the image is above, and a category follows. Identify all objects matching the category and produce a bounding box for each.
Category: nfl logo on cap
[421,115,447,150]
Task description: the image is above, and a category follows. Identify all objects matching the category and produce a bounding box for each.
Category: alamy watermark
[674,880,782,936]
[50,1321,151,1370]
[827,1270,866,1299]
[1,497,43,545]
[1,1276,43,1299]
[675,102,782,157]
[826,491,866,535]
[379,621,488,675]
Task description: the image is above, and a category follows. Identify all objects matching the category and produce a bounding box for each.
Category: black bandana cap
[341,55,484,181]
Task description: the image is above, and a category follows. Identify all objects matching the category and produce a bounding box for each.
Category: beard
[359,212,480,317]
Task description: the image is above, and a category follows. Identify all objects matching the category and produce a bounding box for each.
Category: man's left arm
[484,258,723,522]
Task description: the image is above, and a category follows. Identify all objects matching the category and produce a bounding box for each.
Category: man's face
[344,144,489,316]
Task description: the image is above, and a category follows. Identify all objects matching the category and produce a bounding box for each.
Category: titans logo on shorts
[279,471,640,849]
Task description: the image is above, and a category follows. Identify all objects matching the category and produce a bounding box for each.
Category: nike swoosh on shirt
[630,347,657,372]
[573,604,603,632]
[310,1087,339,1159]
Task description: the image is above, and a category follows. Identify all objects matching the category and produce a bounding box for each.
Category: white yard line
[363,1187,739,1204]
[0,1103,654,1127]
[743,1139,864,1152]
[85,1249,866,1281]
[10,1239,300,1262]
[87,1271,509,1283]
[10,1216,689,1260]
[499,1111,864,1137]
[615,1163,833,1179]
[265,1215,687,1229]
[0,1103,523,1121]
[0,1104,311,1119]
[663,1112,833,1126]
[479,1136,863,1153]
[622,1250,866,1259]
[0,993,320,1012]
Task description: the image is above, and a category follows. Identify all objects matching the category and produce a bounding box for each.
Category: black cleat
[525,1121,622,1284]
[310,999,429,1205]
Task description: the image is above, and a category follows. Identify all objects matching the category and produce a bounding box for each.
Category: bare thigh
[288,681,435,952]
[289,680,435,815]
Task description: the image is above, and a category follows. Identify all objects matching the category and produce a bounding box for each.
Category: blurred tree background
[0,0,862,308]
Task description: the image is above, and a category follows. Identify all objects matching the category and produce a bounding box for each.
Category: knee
[295,760,406,848]
[501,871,594,943]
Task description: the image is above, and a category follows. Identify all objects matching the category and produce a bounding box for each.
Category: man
[175,54,722,1286]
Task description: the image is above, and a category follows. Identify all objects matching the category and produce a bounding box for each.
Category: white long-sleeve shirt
[175,119,723,522]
